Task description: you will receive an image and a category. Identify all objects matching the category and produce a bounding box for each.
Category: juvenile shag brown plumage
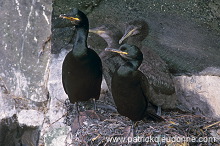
[60,9,102,106]
[105,44,164,122]
[119,20,177,112]
[89,24,124,91]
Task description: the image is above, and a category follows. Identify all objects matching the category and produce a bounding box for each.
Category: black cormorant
[105,44,164,122]
[119,20,177,114]
[60,9,102,109]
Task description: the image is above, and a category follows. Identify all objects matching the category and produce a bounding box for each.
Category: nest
[63,94,220,146]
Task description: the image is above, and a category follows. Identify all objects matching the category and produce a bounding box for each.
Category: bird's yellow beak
[105,48,128,55]
[89,28,105,34]
[119,28,137,44]
[59,15,80,21]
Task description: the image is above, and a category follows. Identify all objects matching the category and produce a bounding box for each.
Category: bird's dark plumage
[106,44,164,122]
[61,8,102,104]
[119,20,177,110]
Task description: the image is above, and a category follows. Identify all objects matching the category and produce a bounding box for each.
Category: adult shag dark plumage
[60,9,102,108]
[119,20,177,114]
[89,24,124,91]
[105,44,165,122]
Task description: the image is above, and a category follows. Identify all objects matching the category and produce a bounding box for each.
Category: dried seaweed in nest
[61,98,220,145]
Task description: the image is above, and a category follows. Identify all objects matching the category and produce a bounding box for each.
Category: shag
[60,9,102,108]
[119,20,177,113]
[105,44,164,122]
[89,24,124,91]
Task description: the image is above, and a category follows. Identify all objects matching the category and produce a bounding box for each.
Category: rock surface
[0,115,40,146]
[0,0,52,102]
[175,73,220,119]
[0,0,53,145]
[88,0,220,74]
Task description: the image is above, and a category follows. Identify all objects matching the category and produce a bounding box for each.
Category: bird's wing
[140,48,175,95]
[137,71,151,100]
[137,71,166,122]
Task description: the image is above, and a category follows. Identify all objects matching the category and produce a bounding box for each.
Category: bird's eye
[120,47,126,51]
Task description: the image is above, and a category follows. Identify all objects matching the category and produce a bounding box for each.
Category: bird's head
[89,24,123,45]
[59,8,88,29]
[105,44,143,62]
[119,19,148,44]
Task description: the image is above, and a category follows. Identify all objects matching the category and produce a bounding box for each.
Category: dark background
[52,0,220,75]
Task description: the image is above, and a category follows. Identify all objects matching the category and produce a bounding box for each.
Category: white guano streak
[15,0,22,16]
[20,6,34,64]
[42,5,50,24]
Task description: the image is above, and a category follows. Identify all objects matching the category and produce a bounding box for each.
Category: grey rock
[174,69,220,118]
[0,0,52,102]
[0,115,40,146]
[17,110,44,127]
[199,67,220,76]
[43,126,71,146]
[0,0,52,145]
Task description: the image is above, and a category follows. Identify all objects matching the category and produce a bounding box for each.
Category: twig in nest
[48,113,68,128]
[175,114,206,119]
[11,95,29,101]
[81,139,89,146]
[168,120,179,125]
[203,121,220,129]
[92,134,101,141]
[41,113,69,140]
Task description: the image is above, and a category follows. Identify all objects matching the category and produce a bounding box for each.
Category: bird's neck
[72,27,88,57]
[130,60,141,70]
[99,36,121,59]
[105,37,120,48]
[127,38,142,48]
[118,60,140,76]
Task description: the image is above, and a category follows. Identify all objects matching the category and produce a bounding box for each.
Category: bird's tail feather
[145,111,165,122]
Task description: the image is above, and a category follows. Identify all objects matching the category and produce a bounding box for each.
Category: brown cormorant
[89,24,124,92]
[60,9,102,109]
[105,44,164,122]
[119,20,177,114]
